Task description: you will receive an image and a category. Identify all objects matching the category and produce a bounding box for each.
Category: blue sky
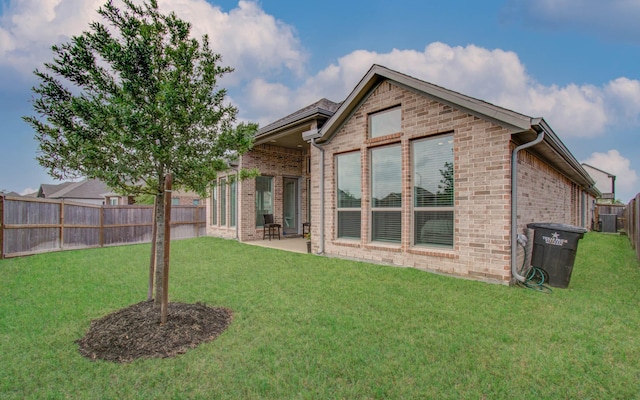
[1,0,639,201]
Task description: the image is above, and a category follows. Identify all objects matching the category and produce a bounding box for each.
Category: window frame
[369,144,402,243]
[411,134,454,248]
[210,182,217,225]
[220,178,227,226]
[369,106,401,139]
[255,176,274,228]
[336,151,362,240]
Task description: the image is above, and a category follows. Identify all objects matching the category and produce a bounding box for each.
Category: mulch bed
[76,301,233,363]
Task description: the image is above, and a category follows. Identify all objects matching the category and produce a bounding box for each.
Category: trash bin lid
[526,222,587,234]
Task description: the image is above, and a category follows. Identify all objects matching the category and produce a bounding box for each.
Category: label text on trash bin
[542,232,568,246]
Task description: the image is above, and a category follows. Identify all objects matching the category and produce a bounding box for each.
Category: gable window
[109,198,118,206]
[412,134,454,247]
[256,176,273,227]
[369,107,401,138]
[336,152,361,239]
[220,178,227,226]
[371,145,402,243]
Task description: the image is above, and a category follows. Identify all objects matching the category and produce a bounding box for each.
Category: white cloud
[583,150,638,201]
[502,0,640,41]
[246,42,640,139]
[20,187,37,196]
[0,0,306,83]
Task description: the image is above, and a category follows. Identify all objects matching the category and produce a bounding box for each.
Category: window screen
[412,135,454,247]
[336,152,361,239]
[371,145,401,243]
[255,176,273,227]
[370,107,401,138]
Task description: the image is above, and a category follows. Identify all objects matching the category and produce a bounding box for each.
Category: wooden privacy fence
[625,193,640,262]
[0,195,205,259]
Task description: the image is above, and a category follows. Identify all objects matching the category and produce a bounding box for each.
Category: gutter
[304,128,325,254]
[510,123,545,283]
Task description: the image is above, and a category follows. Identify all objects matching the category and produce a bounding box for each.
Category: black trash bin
[526,223,587,288]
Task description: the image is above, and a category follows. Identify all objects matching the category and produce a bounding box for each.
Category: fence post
[0,195,4,259]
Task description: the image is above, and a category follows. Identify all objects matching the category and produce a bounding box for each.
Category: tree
[23,0,256,318]
[437,161,454,206]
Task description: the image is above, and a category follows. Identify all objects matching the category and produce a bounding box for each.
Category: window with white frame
[230,180,237,227]
[210,182,217,225]
[369,107,401,138]
[220,178,227,226]
[412,134,454,247]
[371,145,402,243]
[255,176,273,227]
[336,152,361,239]
[109,198,118,206]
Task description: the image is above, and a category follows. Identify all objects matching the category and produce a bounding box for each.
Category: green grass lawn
[1,233,639,399]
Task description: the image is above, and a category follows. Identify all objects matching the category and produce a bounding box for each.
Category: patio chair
[263,214,281,240]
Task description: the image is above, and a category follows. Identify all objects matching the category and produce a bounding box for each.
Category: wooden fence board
[0,196,205,258]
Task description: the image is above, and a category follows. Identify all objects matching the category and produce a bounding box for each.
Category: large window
[220,178,227,226]
[230,180,237,227]
[371,145,402,243]
[255,176,273,227]
[336,152,361,239]
[369,107,401,138]
[412,134,454,247]
[210,182,217,225]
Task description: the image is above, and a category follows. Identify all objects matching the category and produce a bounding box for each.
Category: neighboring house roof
[1,191,22,197]
[581,163,615,179]
[38,181,75,198]
[38,179,111,200]
[582,163,615,198]
[311,64,598,196]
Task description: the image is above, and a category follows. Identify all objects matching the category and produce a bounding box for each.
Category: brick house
[207,65,599,284]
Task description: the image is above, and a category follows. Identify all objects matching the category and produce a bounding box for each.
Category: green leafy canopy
[23,0,257,197]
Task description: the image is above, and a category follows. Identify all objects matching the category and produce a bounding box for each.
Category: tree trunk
[160,174,172,324]
[153,177,166,308]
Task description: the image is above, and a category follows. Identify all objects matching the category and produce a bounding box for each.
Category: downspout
[511,126,545,282]
[310,138,325,254]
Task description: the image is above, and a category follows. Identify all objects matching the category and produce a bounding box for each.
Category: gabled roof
[38,181,75,198]
[39,179,111,200]
[314,64,597,194]
[255,98,342,147]
[582,163,615,178]
[318,65,533,142]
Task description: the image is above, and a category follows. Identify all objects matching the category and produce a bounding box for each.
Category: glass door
[283,178,298,235]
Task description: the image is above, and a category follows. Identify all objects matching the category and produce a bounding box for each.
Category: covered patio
[243,237,310,254]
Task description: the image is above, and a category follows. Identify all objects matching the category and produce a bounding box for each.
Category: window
[412,134,454,247]
[220,178,227,226]
[193,199,200,206]
[336,152,361,239]
[109,198,118,206]
[230,180,237,227]
[255,176,273,227]
[369,107,401,138]
[371,145,402,242]
[171,198,180,205]
[210,183,217,225]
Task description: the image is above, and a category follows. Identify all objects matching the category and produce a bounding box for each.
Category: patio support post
[311,138,325,254]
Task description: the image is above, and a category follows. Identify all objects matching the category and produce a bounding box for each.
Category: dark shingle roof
[40,179,111,200]
[257,98,342,137]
